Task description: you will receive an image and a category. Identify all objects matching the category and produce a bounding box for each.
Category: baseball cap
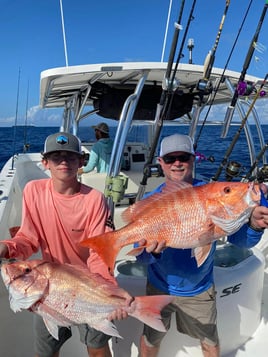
[43,132,82,155]
[160,134,195,157]
[92,122,109,134]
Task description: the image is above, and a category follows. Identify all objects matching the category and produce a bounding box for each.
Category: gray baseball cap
[160,134,195,156]
[43,132,82,155]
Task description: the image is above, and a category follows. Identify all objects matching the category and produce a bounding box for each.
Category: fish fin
[93,319,122,339]
[43,317,61,340]
[80,231,120,275]
[129,295,174,332]
[34,303,73,327]
[211,214,249,234]
[193,244,212,267]
[161,181,192,193]
[122,183,190,223]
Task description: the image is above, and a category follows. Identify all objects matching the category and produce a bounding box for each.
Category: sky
[0,0,267,126]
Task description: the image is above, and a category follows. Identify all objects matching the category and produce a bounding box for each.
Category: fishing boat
[0,60,268,357]
[1,0,268,354]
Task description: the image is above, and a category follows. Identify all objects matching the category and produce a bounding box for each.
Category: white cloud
[0,106,64,127]
[1,97,268,127]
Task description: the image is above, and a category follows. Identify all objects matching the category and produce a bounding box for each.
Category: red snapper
[1,259,173,340]
[81,181,261,274]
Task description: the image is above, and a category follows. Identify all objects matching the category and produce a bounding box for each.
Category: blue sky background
[0,0,267,126]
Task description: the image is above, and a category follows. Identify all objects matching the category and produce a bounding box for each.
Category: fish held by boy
[1,259,173,340]
[81,181,261,273]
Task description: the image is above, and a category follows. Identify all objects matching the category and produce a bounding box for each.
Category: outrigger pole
[222,0,268,131]
[161,0,174,63]
[211,73,268,182]
[11,68,21,170]
[59,0,69,67]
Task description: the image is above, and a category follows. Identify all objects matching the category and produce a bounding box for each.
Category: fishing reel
[195,152,215,164]
[225,161,242,181]
[143,164,164,178]
[256,165,268,183]
[237,81,267,98]
[236,81,255,96]
[196,79,213,95]
[162,77,180,92]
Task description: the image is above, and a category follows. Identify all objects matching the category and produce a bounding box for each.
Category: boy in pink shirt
[0,132,129,357]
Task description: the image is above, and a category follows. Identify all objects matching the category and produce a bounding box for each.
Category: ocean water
[0,124,267,181]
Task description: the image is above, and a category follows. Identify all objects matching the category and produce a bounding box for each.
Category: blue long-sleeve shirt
[136,179,267,296]
[83,138,114,173]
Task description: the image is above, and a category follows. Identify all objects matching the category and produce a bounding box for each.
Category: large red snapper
[81,181,261,274]
[1,259,173,340]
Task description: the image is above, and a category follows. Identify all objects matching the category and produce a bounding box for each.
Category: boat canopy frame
[40,62,268,194]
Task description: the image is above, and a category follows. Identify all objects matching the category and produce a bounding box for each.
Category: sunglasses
[162,153,192,164]
[46,152,81,163]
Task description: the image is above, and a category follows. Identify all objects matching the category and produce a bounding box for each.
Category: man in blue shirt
[138,133,268,357]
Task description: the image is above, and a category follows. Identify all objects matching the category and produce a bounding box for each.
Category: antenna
[59,0,69,67]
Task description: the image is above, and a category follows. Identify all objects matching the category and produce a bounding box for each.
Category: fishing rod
[198,0,230,91]
[136,0,198,201]
[222,0,268,128]
[211,73,268,182]
[169,0,197,93]
[164,0,185,84]
[147,0,192,145]
[165,0,197,120]
[194,0,232,149]
[135,0,189,201]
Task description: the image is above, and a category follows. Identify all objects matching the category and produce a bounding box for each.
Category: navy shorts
[33,315,111,357]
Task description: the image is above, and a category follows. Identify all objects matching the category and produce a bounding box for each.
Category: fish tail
[80,232,120,274]
[129,295,174,332]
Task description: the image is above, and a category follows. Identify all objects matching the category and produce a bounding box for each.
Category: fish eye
[24,268,32,274]
[224,186,231,194]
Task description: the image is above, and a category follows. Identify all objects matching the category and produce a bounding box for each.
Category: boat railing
[0,154,49,239]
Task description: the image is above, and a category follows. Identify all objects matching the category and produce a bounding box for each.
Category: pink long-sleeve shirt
[3,178,114,281]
